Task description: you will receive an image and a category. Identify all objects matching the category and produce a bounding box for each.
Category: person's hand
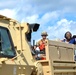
[34,55,38,58]
[39,54,45,58]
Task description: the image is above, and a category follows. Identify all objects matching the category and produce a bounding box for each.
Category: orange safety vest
[39,40,45,50]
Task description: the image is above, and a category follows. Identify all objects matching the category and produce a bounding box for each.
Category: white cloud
[0,9,17,19]
[40,11,59,25]
[21,14,39,23]
[21,11,59,25]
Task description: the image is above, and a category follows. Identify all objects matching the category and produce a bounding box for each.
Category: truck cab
[0,15,40,75]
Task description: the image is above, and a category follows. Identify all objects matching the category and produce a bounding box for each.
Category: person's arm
[69,38,75,44]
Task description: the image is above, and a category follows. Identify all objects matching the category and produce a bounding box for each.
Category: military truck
[0,15,76,75]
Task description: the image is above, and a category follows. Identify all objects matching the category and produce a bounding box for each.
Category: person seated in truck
[36,31,48,60]
[62,31,72,43]
[31,45,41,60]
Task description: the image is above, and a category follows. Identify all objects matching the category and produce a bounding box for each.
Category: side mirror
[29,23,40,32]
[26,23,40,42]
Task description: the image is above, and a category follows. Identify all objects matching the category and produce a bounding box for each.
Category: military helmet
[41,31,48,36]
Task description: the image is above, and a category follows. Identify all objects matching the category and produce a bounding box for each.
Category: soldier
[31,45,41,60]
[37,31,48,60]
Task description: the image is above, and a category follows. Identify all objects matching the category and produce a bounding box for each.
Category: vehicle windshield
[0,27,16,58]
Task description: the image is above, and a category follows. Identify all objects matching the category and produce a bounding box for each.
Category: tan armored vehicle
[0,15,76,75]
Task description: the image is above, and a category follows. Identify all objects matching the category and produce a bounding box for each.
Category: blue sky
[0,0,76,43]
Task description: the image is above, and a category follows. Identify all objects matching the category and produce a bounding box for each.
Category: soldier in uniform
[37,31,48,60]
